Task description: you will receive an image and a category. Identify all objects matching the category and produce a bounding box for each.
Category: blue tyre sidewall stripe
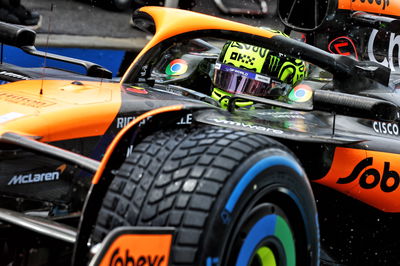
[224,155,303,213]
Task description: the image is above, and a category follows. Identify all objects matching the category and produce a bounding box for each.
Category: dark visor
[213,63,284,98]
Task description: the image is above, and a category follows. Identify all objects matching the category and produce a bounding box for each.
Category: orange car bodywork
[98,233,172,266]
[315,147,400,213]
[0,79,121,142]
[338,0,398,16]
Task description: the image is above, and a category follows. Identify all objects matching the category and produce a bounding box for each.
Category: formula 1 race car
[0,1,400,265]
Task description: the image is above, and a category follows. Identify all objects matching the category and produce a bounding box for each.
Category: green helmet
[212,35,306,109]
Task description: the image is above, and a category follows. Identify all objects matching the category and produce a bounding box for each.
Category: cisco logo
[373,121,399,136]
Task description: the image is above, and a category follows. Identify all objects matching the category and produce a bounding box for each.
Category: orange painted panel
[0,79,121,142]
[314,147,400,212]
[98,234,172,266]
[338,0,397,16]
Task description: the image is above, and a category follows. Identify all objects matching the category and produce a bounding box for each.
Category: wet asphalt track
[21,0,283,50]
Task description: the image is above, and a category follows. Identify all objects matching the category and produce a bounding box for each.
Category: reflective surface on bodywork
[0,79,121,142]
[194,107,362,144]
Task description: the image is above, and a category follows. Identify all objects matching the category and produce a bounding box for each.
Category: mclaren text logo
[373,121,399,135]
[337,157,399,192]
[368,29,400,71]
[8,165,66,186]
[208,118,283,134]
[110,248,165,266]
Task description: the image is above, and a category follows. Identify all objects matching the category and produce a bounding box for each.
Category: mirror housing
[278,0,337,32]
[313,89,398,121]
[0,22,36,47]
[230,89,398,122]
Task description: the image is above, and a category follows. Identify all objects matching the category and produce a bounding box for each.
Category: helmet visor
[213,63,285,98]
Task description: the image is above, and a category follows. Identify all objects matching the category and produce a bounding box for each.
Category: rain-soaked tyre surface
[92,125,319,265]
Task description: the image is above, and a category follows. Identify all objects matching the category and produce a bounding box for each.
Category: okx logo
[337,157,400,192]
[229,52,256,65]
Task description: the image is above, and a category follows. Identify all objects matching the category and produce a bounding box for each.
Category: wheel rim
[228,203,296,266]
[254,246,277,266]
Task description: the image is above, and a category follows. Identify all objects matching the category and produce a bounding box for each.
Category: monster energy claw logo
[268,55,281,72]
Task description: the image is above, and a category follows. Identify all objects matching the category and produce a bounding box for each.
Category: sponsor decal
[216,63,272,85]
[109,248,165,266]
[0,71,30,80]
[373,121,399,135]
[116,114,190,130]
[165,59,188,76]
[351,0,389,10]
[229,52,256,66]
[97,233,172,266]
[337,157,399,192]
[117,116,136,129]
[126,86,148,94]
[315,147,400,212]
[217,63,250,77]
[288,84,313,103]
[207,117,283,134]
[176,113,192,125]
[8,164,66,186]
[116,116,150,129]
[0,92,54,108]
[223,42,268,72]
[328,36,358,59]
[0,112,24,123]
[368,29,400,70]
[257,111,306,119]
[339,0,394,13]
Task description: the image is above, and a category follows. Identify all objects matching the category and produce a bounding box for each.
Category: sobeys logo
[337,157,399,192]
[109,248,165,266]
[8,165,66,186]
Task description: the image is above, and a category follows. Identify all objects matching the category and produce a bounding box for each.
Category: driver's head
[212,35,306,109]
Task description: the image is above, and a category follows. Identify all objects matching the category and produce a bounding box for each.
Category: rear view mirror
[278,0,336,31]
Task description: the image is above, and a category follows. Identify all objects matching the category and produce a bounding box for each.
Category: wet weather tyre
[92,126,319,265]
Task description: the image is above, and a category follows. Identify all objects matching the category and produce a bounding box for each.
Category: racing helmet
[212,35,306,108]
